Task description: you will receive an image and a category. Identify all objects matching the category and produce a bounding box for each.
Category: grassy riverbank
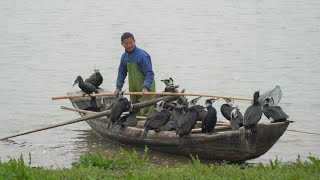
[1,148,319,179]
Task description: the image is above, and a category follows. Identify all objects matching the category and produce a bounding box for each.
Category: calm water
[0,0,319,168]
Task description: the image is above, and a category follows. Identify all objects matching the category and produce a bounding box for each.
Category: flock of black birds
[73,73,290,142]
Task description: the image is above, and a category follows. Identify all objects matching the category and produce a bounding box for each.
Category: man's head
[121,32,135,52]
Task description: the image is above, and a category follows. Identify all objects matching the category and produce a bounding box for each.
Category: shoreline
[1,148,319,179]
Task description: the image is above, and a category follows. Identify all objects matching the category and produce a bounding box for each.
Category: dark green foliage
[0,153,38,179]
[0,151,319,179]
[71,147,148,170]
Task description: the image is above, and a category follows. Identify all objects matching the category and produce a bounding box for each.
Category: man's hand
[142,88,149,95]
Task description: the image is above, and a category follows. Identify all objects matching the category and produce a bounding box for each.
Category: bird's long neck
[253,92,260,105]
[78,77,85,87]
[96,72,102,78]
[253,94,260,105]
[156,105,163,112]
[253,99,260,105]
[206,105,213,111]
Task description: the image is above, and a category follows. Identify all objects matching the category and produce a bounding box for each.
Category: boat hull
[86,118,289,162]
[67,89,290,162]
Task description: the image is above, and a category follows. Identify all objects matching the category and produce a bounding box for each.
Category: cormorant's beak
[72,82,76,86]
[192,96,202,103]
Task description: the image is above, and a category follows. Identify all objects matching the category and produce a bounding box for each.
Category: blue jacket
[116,46,155,89]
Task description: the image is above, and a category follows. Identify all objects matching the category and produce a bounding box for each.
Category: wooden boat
[67,89,290,162]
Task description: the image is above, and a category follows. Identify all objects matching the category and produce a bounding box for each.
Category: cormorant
[140,100,171,139]
[109,90,132,128]
[85,68,103,89]
[160,77,188,104]
[112,111,137,132]
[243,91,263,138]
[220,99,244,130]
[161,77,174,92]
[176,96,202,138]
[73,76,98,108]
[169,101,187,130]
[202,98,218,134]
[158,120,175,131]
[263,97,289,123]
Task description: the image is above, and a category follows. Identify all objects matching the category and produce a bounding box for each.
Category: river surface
[0,0,319,168]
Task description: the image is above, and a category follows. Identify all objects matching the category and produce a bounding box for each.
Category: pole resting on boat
[0,95,178,140]
[51,92,252,101]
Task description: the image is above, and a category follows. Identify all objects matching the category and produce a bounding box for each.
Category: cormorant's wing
[146,111,170,129]
[123,113,138,127]
[85,73,96,84]
[258,85,282,106]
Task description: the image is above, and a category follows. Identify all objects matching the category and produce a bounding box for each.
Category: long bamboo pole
[60,106,146,120]
[0,95,177,140]
[0,110,111,140]
[52,92,252,101]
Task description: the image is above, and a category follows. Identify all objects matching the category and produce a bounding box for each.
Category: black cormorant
[263,97,289,122]
[112,111,137,132]
[243,91,263,137]
[140,100,171,139]
[161,77,188,104]
[85,68,103,89]
[158,120,175,131]
[202,98,218,134]
[176,96,202,138]
[73,76,98,108]
[109,90,132,128]
[169,101,187,130]
[160,77,174,88]
[220,99,244,130]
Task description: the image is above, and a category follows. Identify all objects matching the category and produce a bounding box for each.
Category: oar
[52,92,252,101]
[287,129,320,135]
[0,95,178,140]
[60,106,146,120]
[0,110,111,140]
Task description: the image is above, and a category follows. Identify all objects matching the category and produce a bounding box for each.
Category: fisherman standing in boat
[114,32,156,116]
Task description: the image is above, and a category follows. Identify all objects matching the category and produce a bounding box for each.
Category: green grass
[0,148,319,180]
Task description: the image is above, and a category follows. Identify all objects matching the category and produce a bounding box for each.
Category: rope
[287,129,320,135]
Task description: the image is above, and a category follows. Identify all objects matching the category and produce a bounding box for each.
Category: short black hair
[121,32,135,42]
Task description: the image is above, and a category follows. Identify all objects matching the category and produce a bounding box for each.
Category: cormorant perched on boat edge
[220,98,244,130]
[243,91,263,139]
[176,96,202,146]
[202,98,218,134]
[73,76,98,108]
[112,110,137,132]
[109,90,132,129]
[85,68,103,89]
[140,100,171,140]
[263,97,289,123]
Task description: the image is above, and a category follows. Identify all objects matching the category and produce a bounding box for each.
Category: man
[114,32,156,116]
